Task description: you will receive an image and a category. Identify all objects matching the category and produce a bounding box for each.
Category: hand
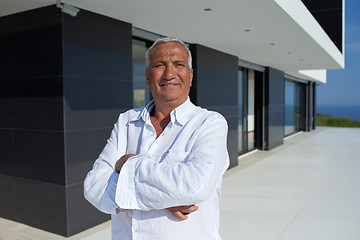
[166,205,199,220]
[115,154,135,173]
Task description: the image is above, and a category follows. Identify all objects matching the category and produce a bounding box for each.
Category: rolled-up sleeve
[84,120,124,214]
[115,115,229,211]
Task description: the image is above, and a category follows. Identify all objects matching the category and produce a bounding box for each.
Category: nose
[163,64,176,80]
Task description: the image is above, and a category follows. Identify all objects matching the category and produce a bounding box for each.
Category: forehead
[150,42,189,60]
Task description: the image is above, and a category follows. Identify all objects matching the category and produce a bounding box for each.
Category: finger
[171,211,188,220]
[166,205,198,214]
[181,205,199,214]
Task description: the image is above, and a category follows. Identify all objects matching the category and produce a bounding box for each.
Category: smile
[160,83,179,86]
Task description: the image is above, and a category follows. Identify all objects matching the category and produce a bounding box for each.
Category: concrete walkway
[1,127,360,239]
[221,127,360,240]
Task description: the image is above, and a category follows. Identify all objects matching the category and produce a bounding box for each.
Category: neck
[152,98,187,120]
[150,103,174,138]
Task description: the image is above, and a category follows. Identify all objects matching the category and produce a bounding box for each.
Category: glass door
[238,68,256,155]
[238,70,244,154]
[247,70,255,151]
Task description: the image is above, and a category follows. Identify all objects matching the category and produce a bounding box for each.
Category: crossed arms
[84,112,229,219]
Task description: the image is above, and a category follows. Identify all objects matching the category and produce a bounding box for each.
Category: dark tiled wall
[0,6,64,181]
[61,7,133,201]
[62,9,133,236]
[0,5,133,236]
[190,44,239,168]
[265,67,285,150]
[0,7,66,230]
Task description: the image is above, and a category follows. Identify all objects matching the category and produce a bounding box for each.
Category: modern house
[0,0,344,237]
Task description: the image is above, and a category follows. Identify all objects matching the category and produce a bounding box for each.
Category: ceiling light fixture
[56,0,80,17]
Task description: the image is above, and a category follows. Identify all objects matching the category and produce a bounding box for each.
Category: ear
[145,70,150,87]
[189,69,193,86]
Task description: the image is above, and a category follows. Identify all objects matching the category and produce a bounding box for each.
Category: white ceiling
[0,0,344,82]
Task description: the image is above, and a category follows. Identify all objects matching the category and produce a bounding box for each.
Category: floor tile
[2,127,360,240]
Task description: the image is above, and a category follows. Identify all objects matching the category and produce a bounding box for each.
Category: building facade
[0,0,344,237]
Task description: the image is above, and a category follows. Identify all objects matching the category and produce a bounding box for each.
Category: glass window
[247,69,255,150]
[295,82,305,131]
[132,39,152,108]
[285,80,296,135]
[238,70,243,153]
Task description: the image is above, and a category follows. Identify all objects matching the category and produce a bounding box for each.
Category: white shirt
[84,98,229,240]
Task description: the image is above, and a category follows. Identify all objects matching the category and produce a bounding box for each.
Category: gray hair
[145,37,192,69]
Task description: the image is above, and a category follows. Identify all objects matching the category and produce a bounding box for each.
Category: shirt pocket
[161,149,190,164]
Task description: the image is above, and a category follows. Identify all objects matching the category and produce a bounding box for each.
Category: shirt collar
[171,97,196,126]
[132,97,195,126]
[139,100,155,122]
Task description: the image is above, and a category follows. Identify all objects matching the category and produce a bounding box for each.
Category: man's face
[146,42,193,107]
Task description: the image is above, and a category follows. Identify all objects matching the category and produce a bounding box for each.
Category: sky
[316,0,360,106]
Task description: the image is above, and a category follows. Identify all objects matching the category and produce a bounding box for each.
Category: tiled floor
[1,127,360,240]
[220,127,360,240]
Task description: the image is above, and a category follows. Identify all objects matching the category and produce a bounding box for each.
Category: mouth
[160,83,179,87]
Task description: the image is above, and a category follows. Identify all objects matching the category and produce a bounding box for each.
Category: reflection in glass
[247,69,255,150]
[132,39,151,108]
[285,80,296,135]
[238,70,243,153]
[295,82,304,131]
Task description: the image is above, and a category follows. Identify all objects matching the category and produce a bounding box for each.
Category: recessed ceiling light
[204,8,212,11]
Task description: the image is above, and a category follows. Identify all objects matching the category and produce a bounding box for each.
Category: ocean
[316,105,360,121]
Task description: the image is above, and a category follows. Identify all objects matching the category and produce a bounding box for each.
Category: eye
[175,62,185,67]
[153,63,164,68]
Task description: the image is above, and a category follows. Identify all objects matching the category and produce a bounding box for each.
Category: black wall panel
[0,175,15,220]
[14,179,67,235]
[0,80,13,129]
[0,5,131,236]
[265,67,285,150]
[190,44,239,168]
[0,129,13,176]
[66,183,108,236]
[0,4,65,184]
[61,9,132,193]
[13,130,65,184]
[65,128,113,185]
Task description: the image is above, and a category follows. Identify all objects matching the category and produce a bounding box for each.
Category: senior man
[84,37,229,240]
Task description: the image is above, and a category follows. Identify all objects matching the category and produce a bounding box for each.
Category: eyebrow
[152,59,186,65]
